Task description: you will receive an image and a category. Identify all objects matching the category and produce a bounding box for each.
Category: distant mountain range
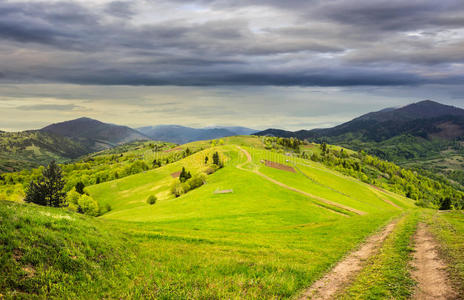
[137,125,256,144]
[257,100,464,144]
[0,118,256,172]
[257,100,464,186]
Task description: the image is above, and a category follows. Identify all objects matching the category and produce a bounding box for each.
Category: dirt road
[412,223,457,300]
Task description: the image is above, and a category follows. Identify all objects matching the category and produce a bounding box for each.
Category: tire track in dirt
[412,223,457,300]
[236,146,366,216]
[298,217,401,300]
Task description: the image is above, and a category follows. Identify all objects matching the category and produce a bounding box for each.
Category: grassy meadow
[5,135,463,298]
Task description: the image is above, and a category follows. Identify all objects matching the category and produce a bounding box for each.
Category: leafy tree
[66,188,80,211]
[77,194,100,216]
[205,156,209,164]
[25,161,65,207]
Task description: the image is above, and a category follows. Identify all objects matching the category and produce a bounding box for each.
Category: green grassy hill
[2,136,463,298]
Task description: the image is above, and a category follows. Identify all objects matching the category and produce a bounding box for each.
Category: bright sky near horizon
[1,0,464,131]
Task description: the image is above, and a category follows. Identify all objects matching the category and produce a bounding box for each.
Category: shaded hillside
[257,100,464,186]
[0,131,87,172]
[42,117,148,151]
[138,125,256,144]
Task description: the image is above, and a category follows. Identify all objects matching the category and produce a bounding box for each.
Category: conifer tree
[25,161,66,207]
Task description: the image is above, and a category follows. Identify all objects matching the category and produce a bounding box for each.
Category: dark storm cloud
[0,0,463,87]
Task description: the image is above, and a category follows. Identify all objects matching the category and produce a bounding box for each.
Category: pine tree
[213,152,220,165]
[25,161,66,207]
[75,181,85,194]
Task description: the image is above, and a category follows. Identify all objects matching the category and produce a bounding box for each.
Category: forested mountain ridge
[257,100,464,186]
[42,117,149,151]
[137,125,256,144]
[0,130,88,172]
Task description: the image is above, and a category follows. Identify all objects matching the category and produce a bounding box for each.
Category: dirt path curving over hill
[412,223,457,300]
[235,146,366,216]
[298,218,401,300]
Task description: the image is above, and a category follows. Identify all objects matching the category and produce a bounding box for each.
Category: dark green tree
[205,156,209,164]
[179,167,192,183]
[75,181,85,194]
[212,152,220,166]
[439,197,452,210]
[25,161,66,207]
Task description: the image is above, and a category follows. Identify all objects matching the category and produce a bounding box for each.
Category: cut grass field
[6,136,462,298]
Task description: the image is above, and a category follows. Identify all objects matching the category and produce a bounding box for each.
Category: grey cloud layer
[0,0,463,86]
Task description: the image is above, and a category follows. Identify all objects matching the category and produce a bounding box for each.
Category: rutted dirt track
[236,147,366,216]
[298,218,400,300]
[412,223,457,300]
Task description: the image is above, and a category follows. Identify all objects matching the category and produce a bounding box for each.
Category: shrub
[65,188,80,211]
[203,166,215,175]
[187,173,206,190]
[77,194,100,216]
[171,182,186,197]
[147,195,157,205]
[104,203,112,212]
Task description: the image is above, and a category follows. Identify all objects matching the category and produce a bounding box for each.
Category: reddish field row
[264,160,296,173]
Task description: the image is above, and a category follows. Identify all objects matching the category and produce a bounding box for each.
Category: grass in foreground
[1,190,402,297]
[423,210,464,295]
[0,201,139,298]
[340,211,419,299]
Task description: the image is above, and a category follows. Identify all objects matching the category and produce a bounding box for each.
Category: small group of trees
[24,161,101,216]
[179,167,192,183]
[263,137,304,151]
[171,164,209,197]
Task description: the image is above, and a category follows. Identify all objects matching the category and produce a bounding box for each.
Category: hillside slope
[0,130,87,172]
[257,100,464,186]
[3,136,464,298]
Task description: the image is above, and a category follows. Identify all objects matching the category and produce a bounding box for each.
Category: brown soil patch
[165,147,183,153]
[171,171,181,178]
[430,122,464,140]
[22,265,36,278]
[264,160,296,173]
[214,189,233,194]
[299,218,400,300]
[412,223,457,300]
[12,249,23,261]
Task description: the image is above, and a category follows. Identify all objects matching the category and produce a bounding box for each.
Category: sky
[1,0,464,131]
